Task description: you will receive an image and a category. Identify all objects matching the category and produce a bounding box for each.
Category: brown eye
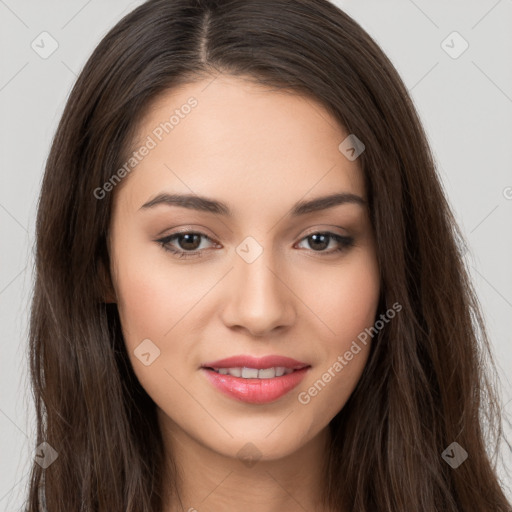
[156,231,216,259]
[297,232,354,254]
[174,233,202,251]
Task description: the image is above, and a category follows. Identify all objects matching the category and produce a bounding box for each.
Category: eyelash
[156,230,354,259]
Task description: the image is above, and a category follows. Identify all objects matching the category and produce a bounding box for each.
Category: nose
[219,245,296,338]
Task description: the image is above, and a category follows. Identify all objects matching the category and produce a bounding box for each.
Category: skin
[107,74,380,512]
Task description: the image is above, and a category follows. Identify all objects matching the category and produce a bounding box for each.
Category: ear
[97,255,117,304]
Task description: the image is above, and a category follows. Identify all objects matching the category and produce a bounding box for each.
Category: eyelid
[157,225,217,238]
[299,225,349,238]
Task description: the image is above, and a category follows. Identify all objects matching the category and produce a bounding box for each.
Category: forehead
[114,74,365,216]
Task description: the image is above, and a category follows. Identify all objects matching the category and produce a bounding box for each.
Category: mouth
[200,355,311,404]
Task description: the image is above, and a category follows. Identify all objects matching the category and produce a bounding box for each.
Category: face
[107,74,380,462]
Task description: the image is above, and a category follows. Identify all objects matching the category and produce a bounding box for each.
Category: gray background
[1,0,511,509]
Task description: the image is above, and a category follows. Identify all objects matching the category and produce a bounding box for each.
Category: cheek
[294,250,379,420]
[111,243,222,399]
[333,261,380,339]
[113,243,209,344]
[327,250,380,373]
[297,249,380,348]
[112,255,201,410]
[114,266,173,344]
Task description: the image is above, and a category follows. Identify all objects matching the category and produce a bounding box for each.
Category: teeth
[242,367,259,378]
[258,368,277,379]
[212,366,294,379]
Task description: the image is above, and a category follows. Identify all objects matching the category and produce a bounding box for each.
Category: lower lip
[201,367,310,404]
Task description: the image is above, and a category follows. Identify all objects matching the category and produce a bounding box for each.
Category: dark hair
[26,0,511,510]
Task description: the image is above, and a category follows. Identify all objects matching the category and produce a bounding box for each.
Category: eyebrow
[139,192,366,216]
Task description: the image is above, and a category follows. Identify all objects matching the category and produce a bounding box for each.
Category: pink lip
[201,354,310,404]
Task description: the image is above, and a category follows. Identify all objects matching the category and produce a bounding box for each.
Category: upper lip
[201,355,309,370]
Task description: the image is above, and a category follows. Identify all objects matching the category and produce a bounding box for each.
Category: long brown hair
[26,0,511,510]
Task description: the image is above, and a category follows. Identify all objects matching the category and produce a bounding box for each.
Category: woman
[26,0,511,510]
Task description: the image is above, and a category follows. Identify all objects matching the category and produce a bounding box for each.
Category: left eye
[156,231,354,259]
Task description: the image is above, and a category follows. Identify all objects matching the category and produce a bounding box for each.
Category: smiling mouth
[200,354,311,403]
[201,364,311,404]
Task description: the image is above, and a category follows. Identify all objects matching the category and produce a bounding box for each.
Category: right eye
[156,231,219,259]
